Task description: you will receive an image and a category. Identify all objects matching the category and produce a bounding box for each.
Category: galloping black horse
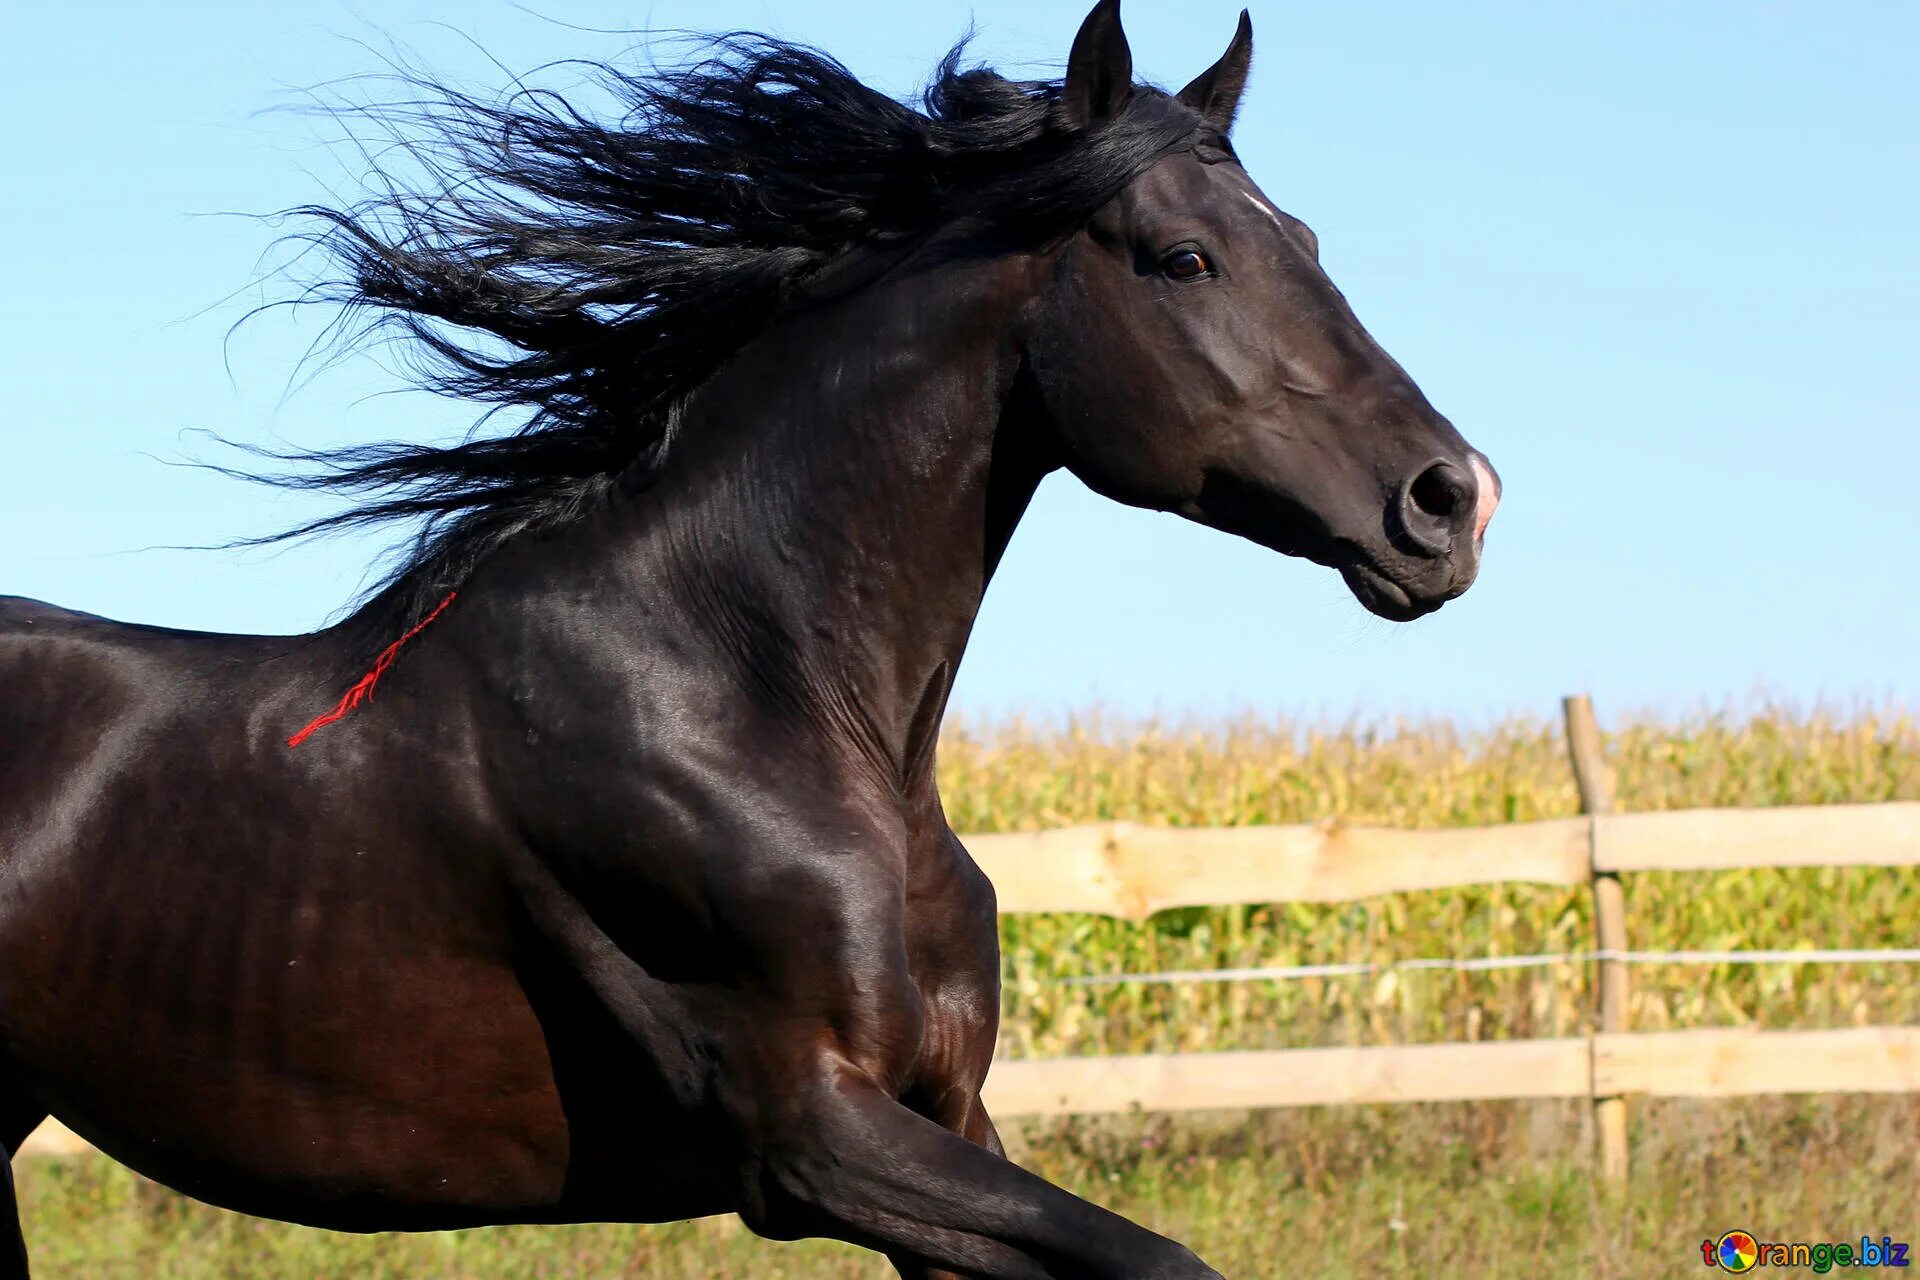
[0,4,1498,1276]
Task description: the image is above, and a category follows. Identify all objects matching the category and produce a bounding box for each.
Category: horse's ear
[1177,10,1254,135]
[1060,0,1134,128]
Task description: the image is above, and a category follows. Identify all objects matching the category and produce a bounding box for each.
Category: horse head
[1025,1,1499,620]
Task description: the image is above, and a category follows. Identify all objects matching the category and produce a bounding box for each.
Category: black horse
[0,4,1498,1276]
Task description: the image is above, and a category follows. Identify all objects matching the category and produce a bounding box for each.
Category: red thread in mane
[286,592,459,749]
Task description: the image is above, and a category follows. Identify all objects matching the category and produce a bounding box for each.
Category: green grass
[15,705,1919,1276]
[21,1096,1916,1277]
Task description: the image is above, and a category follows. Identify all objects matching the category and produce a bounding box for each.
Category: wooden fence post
[1563,694,1629,1185]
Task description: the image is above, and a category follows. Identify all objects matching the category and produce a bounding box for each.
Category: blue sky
[4,1,1916,724]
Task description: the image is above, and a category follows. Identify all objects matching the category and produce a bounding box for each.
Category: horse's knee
[737,1151,843,1239]
[731,1082,882,1240]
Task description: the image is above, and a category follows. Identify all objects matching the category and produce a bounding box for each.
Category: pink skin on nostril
[1469,456,1500,542]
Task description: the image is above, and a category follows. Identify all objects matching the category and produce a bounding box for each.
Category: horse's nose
[1467,454,1501,542]
[1397,458,1477,556]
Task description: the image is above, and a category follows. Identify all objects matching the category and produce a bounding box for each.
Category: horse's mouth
[1336,555,1448,623]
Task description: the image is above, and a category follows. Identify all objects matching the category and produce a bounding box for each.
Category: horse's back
[0,596,149,825]
[0,595,246,823]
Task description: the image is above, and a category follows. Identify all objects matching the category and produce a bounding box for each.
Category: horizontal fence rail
[966,802,1920,919]
[980,1027,1920,1118]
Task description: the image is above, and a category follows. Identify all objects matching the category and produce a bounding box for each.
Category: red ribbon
[286,591,458,749]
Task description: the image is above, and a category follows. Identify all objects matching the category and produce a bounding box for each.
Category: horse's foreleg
[0,1100,48,1279]
[744,1071,1220,1280]
[0,1154,29,1280]
[887,1098,1013,1280]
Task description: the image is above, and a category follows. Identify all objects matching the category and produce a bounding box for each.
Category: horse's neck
[586,254,1048,773]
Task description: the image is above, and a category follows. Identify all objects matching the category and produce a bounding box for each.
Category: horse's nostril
[1408,461,1468,522]
[1397,459,1476,557]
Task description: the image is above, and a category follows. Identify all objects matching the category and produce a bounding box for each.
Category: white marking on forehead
[1240,190,1287,229]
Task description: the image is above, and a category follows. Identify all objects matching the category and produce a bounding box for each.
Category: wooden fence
[968,695,1920,1181]
[20,697,1920,1176]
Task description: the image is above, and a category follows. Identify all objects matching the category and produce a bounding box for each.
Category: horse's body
[0,5,1498,1276]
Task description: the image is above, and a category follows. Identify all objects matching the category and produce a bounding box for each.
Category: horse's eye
[1162,247,1214,281]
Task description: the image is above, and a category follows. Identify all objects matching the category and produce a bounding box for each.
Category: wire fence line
[1050,947,1920,987]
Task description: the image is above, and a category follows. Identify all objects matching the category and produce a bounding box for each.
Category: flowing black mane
[255,32,1216,628]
